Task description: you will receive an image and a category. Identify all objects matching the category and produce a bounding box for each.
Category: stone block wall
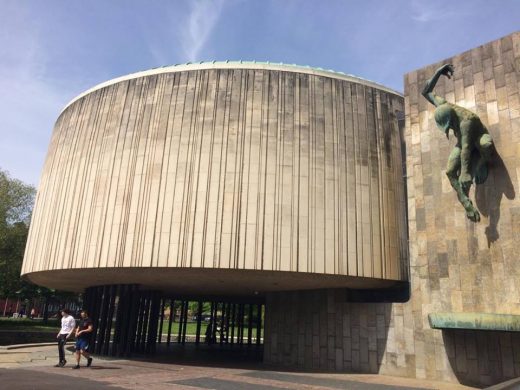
[402,30,520,386]
[265,289,520,387]
[405,31,520,317]
[264,31,520,387]
[264,290,408,376]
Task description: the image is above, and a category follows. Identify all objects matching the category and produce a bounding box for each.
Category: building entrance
[83,285,264,358]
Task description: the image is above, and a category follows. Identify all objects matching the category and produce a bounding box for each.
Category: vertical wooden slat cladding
[22,66,407,283]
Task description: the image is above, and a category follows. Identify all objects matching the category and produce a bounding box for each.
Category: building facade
[22,32,520,387]
[22,62,408,294]
[22,61,409,365]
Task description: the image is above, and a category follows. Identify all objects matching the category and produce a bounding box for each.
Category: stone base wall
[441,329,520,386]
[264,289,520,387]
[264,290,407,376]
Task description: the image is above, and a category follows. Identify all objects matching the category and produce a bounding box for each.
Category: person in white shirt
[55,308,76,367]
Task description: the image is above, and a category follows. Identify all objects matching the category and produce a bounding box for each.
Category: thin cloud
[180,0,225,62]
[410,0,465,22]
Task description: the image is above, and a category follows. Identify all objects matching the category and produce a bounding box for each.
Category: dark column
[230,303,236,345]
[208,302,215,344]
[125,287,140,356]
[85,286,102,352]
[181,300,189,344]
[238,304,244,346]
[256,304,262,346]
[42,296,49,323]
[157,298,165,343]
[146,291,161,354]
[96,285,111,354]
[177,300,184,343]
[102,285,117,355]
[167,299,174,346]
[83,288,93,316]
[134,293,145,352]
[220,302,226,345]
[139,292,151,352]
[212,302,218,344]
[247,304,253,346]
[224,303,231,343]
[195,301,203,345]
[111,285,126,356]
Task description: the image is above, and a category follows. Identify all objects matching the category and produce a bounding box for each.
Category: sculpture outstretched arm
[421,64,453,107]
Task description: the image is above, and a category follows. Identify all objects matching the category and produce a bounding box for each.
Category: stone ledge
[428,312,520,332]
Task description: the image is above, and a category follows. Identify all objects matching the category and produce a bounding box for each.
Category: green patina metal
[161,60,361,82]
[428,312,520,332]
[63,60,402,115]
[421,64,494,222]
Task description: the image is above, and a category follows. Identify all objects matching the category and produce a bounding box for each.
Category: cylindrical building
[23,62,407,292]
[22,62,407,357]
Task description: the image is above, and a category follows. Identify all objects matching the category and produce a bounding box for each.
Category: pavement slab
[0,344,481,390]
[171,377,288,389]
[240,371,428,390]
[0,368,118,390]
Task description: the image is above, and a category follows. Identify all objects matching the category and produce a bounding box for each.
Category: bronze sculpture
[422,64,494,222]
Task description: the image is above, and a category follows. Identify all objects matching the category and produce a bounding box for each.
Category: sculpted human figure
[422,64,494,222]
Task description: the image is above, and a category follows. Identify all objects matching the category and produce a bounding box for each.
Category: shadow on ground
[0,368,118,390]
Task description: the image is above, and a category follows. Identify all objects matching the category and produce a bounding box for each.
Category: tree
[0,169,36,298]
[0,221,30,298]
[0,169,35,226]
[0,169,82,321]
[0,169,82,316]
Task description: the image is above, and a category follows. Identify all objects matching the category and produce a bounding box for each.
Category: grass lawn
[159,321,263,337]
[0,317,60,332]
[0,318,263,337]
[159,321,208,336]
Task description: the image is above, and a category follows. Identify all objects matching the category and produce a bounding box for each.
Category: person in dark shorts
[55,308,76,367]
[72,310,93,369]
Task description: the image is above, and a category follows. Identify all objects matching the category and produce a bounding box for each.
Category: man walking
[72,310,93,369]
[55,308,75,367]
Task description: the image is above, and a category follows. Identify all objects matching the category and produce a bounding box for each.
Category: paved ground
[0,344,478,390]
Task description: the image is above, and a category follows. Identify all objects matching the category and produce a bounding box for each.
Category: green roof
[151,60,384,89]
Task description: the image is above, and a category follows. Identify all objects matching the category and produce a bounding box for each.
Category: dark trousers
[57,334,67,362]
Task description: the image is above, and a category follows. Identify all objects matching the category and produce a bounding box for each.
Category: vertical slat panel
[23,65,407,287]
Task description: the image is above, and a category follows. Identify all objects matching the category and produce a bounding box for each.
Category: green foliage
[0,221,30,298]
[0,169,35,226]
[0,169,36,298]
[187,301,212,314]
[0,168,79,303]
[0,317,58,332]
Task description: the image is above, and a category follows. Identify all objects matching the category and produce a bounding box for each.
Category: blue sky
[1,0,519,186]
